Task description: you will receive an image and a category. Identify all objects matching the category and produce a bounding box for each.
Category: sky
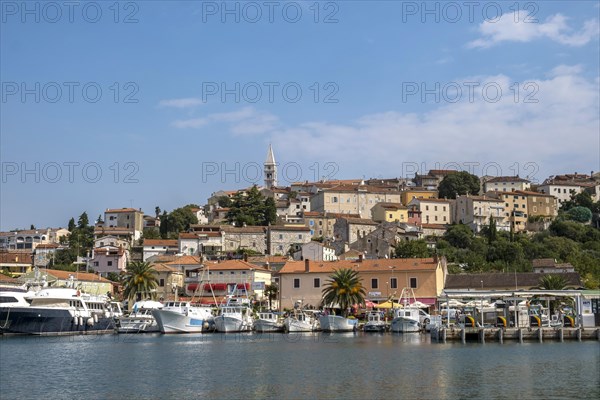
[1,0,599,230]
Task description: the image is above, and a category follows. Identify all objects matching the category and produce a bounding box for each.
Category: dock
[430,326,600,343]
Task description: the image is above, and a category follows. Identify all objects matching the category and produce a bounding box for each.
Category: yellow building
[489,191,528,232]
[371,202,409,223]
[400,188,437,206]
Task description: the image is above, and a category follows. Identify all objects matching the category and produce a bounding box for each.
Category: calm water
[1,332,599,399]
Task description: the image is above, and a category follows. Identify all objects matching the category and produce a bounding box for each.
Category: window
[443,206,446,211]
[93,261,99,267]
[390,277,398,289]
[443,216,447,222]
[293,278,300,288]
[371,278,378,289]
[332,197,338,203]
[159,279,165,287]
[434,206,438,211]
[298,234,303,240]
[107,261,113,266]
[434,216,438,221]
[314,278,320,288]
[409,277,417,289]
[230,271,235,274]
[319,221,322,226]
[279,234,283,239]
[389,213,393,219]
[309,220,314,226]
[425,205,429,211]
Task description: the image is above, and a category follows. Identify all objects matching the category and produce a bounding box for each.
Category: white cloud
[158,97,203,108]
[468,11,599,48]
[171,107,279,135]
[268,66,599,182]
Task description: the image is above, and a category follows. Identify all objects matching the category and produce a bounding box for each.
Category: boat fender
[423,318,430,326]
[79,316,84,326]
[73,317,78,326]
[87,317,94,326]
[93,314,99,323]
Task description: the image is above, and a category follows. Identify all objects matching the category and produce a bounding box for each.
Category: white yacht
[0,287,118,335]
[363,311,387,332]
[152,301,214,334]
[253,311,284,333]
[284,310,319,332]
[117,300,163,333]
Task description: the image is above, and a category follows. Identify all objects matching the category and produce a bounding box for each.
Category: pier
[431,326,600,343]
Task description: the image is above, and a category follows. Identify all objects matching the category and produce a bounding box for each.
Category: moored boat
[117,300,163,333]
[152,301,214,334]
[363,311,387,332]
[0,287,118,335]
[319,314,358,332]
[254,311,284,333]
[284,310,319,332]
[214,301,254,333]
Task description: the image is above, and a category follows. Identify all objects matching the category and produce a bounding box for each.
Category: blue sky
[1,1,599,230]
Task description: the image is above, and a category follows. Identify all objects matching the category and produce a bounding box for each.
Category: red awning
[413,298,436,305]
[236,283,249,290]
[203,283,227,291]
[187,283,198,292]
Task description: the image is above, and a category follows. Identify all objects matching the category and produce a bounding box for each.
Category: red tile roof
[143,239,178,247]
[105,208,142,213]
[0,252,33,264]
[485,176,531,183]
[279,257,439,274]
[194,260,271,272]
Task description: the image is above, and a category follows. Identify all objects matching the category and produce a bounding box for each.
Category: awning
[187,283,198,292]
[203,283,228,291]
[414,298,436,306]
[237,283,250,290]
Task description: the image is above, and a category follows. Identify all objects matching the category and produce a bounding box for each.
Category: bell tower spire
[264,144,277,189]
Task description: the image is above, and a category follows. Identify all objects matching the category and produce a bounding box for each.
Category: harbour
[1,333,599,400]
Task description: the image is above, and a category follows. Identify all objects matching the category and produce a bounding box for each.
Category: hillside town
[1,146,599,318]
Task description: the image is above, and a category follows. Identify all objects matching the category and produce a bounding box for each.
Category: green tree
[78,212,89,229]
[487,217,497,244]
[394,240,430,258]
[68,218,76,232]
[438,171,481,199]
[321,268,366,317]
[30,224,35,230]
[444,224,475,249]
[159,205,199,237]
[122,261,158,302]
[567,206,592,223]
[142,228,160,240]
[217,196,232,208]
[226,186,277,226]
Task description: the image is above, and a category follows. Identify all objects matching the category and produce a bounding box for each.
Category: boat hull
[214,316,252,333]
[0,307,115,335]
[116,317,160,333]
[284,318,317,332]
[390,317,421,333]
[319,315,358,332]
[363,322,387,332]
[254,319,284,333]
[152,309,210,334]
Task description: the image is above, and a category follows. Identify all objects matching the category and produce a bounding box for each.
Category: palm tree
[537,274,569,314]
[264,284,279,310]
[538,274,568,290]
[122,261,159,302]
[321,268,366,317]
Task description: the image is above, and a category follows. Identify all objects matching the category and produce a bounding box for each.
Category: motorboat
[363,311,387,332]
[284,310,319,332]
[117,300,163,333]
[0,287,118,335]
[152,301,214,334]
[253,311,284,333]
[214,300,254,333]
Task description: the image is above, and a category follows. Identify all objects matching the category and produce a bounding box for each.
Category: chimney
[358,253,363,262]
[243,253,248,262]
[304,258,310,272]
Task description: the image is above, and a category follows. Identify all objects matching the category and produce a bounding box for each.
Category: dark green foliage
[438,171,481,199]
[567,206,593,223]
[444,224,474,249]
[394,240,430,258]
[226,186,277,226]
[122,261,158,302]
[159,205,199,237]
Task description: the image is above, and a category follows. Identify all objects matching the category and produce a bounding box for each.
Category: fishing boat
[0,287,119,335]
[363,311,387,332]
[284,309,319,332]
[214,298,254,333]
[152,301,214,333]
[390,288,431,333]
[116,300,163,333]
[253,311,284,333]
[318,312,358,332]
